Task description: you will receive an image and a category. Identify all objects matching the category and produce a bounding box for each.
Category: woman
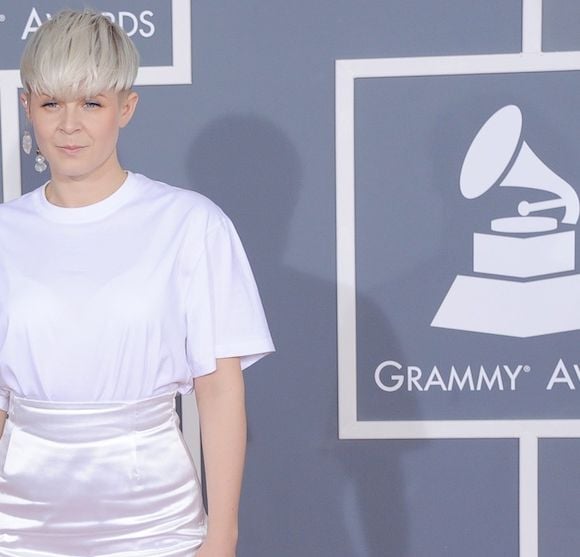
[0,10,274,557]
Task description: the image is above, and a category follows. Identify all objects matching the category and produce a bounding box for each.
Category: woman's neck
[45,161,128,208]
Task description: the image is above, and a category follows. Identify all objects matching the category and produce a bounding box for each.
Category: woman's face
[22,89,138,183]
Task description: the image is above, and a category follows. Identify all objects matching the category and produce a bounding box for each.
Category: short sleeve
[184,212,275,378]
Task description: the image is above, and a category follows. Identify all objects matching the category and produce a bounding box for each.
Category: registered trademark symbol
[524,365,531,373]
[0,15,6,23]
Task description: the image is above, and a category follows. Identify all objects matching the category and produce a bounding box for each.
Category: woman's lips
[58,145,85,154]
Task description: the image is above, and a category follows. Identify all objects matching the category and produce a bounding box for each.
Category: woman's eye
[84,101,101,109]
[41,102,58,108]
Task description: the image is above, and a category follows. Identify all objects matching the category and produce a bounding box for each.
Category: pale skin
[0,88,247,556]
[195,357,247,557]
[21,89,138,206]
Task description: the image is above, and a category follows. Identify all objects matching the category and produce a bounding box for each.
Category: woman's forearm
[194,357,246,548]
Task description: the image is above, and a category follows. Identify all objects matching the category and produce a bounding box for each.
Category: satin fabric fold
[0,391,206,556]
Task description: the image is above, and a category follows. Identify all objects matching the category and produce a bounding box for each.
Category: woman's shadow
[188,114,416,557]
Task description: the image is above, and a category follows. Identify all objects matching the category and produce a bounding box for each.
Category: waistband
[8,391,179,440]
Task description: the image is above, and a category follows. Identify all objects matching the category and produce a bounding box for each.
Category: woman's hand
[196,537,236,557]
[0,410,7,438]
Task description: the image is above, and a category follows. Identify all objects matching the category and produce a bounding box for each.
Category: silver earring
[34,149,47,173]
[22,129,32,155]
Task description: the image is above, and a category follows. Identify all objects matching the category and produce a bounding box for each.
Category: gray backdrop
[3,1,580,556]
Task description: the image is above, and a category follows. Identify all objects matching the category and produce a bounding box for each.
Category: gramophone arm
[500,142,579,225]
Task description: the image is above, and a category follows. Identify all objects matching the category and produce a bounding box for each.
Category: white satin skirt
[0,391,207,556]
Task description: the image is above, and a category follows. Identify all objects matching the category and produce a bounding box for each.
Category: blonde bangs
[20,10,139,99]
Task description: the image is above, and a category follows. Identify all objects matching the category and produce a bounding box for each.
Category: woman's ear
[119,91,139,128]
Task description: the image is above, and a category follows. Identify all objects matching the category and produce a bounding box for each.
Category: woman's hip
[0,391,206,556]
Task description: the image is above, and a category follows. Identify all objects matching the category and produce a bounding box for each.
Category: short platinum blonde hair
[20,9,139,98]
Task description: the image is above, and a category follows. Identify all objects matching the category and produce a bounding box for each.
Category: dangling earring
[22,98,46,172]
[22,129,32,155]
[34,149,47,173]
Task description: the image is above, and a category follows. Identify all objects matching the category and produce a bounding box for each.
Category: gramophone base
[474,230,574,278]
[431,273,580,337]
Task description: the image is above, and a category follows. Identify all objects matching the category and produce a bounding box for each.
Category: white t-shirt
[0,171,274,411]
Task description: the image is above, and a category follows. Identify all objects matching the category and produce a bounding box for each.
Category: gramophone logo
[432,104,580,337]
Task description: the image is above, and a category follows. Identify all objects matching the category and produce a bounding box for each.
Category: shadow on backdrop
[188,114,414,557]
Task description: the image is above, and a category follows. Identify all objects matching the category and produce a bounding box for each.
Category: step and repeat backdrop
[338,2,580,556]
[2,1,580,556]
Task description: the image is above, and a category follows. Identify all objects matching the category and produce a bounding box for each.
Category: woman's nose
[59,106,81,134]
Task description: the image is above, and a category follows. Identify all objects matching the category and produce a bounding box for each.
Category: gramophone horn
[460,105,579,225]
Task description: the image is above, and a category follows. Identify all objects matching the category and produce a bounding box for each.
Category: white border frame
[337,50,580,440]
[336,2,580,556]
[0,0,201,473]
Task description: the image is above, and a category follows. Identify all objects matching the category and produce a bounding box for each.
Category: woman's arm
[0,410,6,438]
[194,357,246,557]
